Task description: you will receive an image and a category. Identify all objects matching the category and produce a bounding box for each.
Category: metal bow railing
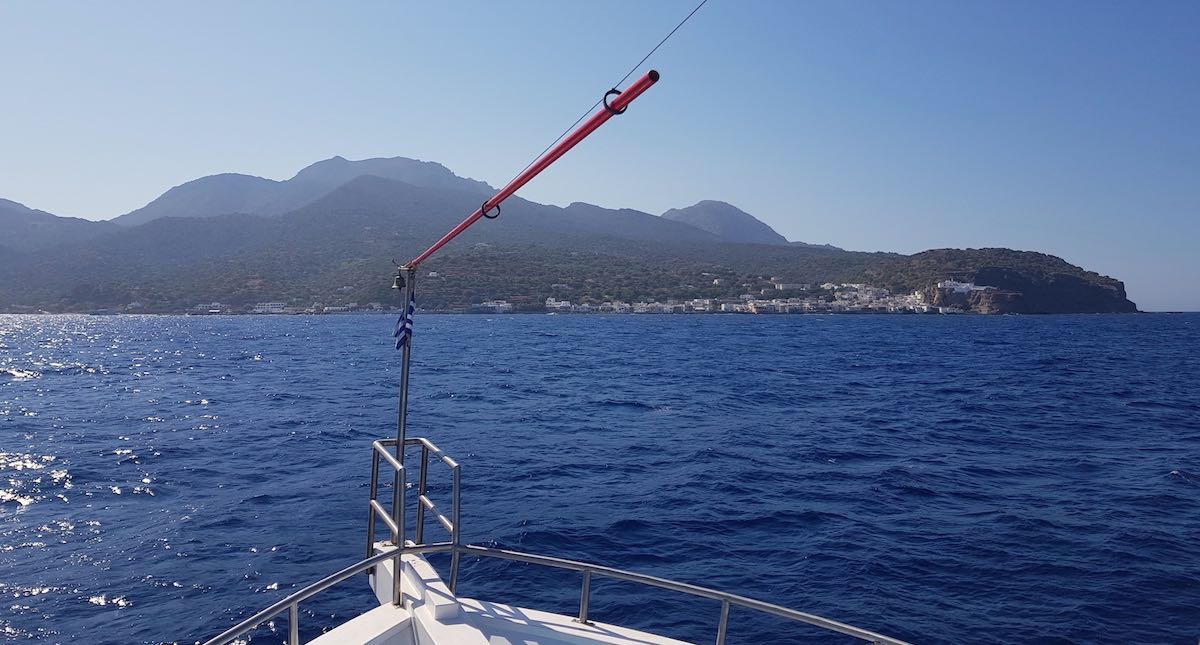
[201,437,911,645]
[365,437,461,600]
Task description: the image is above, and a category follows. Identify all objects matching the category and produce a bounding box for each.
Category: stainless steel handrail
[202,542,909,645]
[365,440,405,606]
[202,437,910,645]
[365,437,461,597]
[201,542,454,645]
[457,544,911,645]
[388,436,462,591]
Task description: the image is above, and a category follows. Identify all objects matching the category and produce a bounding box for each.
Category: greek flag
[393,292,414,349]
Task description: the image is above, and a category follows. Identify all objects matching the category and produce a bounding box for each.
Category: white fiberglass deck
[333,543,692,645]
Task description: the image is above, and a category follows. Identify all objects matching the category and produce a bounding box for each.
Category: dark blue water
[2,314,1198,644]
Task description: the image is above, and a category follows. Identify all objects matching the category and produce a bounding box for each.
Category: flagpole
[395,267,416,462]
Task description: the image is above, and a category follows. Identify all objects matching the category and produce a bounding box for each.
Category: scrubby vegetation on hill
[0,158,1136,314]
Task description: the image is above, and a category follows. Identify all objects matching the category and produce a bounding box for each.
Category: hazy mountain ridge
[0,157,1136,313]
[0,198,116,251]
[113,156,791,246]
[115,174,278,227]
[112,156,494,226]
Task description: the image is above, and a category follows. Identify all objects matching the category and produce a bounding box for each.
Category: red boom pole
[407,70,660,268]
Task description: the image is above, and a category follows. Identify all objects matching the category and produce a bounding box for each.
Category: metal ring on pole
[481,201,501,219]
[603,88,627,115]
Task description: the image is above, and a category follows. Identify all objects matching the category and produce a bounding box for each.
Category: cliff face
[971,267,1136,313]
[924,272,1136,314]
[925,287,1026,314]
[921,288,1027,314]
[969,289,1025,314]
[882,249,1137,314]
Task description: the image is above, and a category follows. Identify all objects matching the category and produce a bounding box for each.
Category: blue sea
[1,313,1197,644]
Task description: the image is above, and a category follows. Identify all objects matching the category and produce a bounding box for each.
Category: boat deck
[313,543,690,645]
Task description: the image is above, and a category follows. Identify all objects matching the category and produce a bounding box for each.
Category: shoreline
[0,310,1168,317]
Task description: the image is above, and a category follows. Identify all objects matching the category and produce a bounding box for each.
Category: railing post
[715,599,730,645]
[415,443,429,544]
[288,602,299,645]
[391,464,403,545]
[392,545,404,606]
[366,449,380,565]
[449,464,462,593]
[576,570,593,625]
[392,463,405,606]
[399,463,406,550]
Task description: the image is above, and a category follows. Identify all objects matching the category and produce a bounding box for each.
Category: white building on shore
[476,300,514,313]
[937,280,993,294]
[545,297,572,312]
[251,302,288,314]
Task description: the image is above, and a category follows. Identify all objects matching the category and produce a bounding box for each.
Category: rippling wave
[1,313,1197,644]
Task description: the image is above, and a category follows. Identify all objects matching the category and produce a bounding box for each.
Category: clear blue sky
[1,1,1197,310]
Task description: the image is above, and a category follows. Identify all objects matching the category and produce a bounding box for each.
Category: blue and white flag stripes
[393,292,414,350]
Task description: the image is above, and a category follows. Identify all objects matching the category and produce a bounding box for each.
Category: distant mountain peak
[289,156,493,195]
[661,200,789,245]
[112,155,495,227]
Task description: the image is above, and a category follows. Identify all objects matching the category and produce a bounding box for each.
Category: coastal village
[193,279,997,316]
[494,280,991,315]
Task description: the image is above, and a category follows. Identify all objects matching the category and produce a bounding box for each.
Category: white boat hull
[329,541,693,645]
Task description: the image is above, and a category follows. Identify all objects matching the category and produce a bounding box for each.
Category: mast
[392,266,416,455]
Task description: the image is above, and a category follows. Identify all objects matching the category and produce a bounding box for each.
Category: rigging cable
[508,0,710,182]
[405,0,708,268]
